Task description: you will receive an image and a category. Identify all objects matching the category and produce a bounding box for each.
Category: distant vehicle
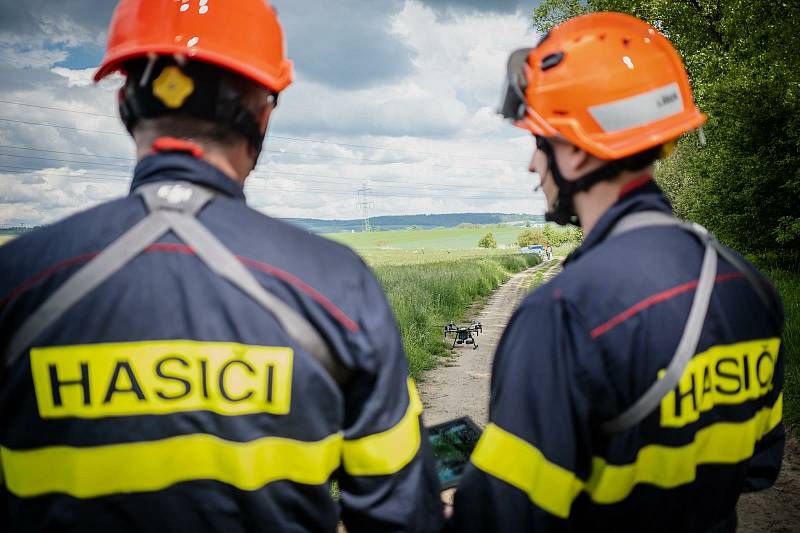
[519,245,545,257]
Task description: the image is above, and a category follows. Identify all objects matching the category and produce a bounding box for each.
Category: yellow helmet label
[153,66,195,109]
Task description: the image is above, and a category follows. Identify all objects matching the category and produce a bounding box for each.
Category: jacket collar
[564,180,672,265]
[130,152,246,202]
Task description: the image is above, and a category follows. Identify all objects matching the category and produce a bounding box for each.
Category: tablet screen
[427,417,482,489]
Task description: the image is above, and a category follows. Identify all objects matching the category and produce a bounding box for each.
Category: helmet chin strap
[537,137,629,226]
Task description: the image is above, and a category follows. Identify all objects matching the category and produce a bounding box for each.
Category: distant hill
[0,226,37,236]
[1,213,544,237]
[283,213,543,234]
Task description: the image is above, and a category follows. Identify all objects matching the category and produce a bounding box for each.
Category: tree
[532,0,800,260]
[479,232,497,249]
[564,225,583,245]
[543,224,558,246]
[517,227,545,247]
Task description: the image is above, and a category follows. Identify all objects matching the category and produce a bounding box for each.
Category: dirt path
[418,259,561,426]
[419,259,799,531]
[738,432,800,532]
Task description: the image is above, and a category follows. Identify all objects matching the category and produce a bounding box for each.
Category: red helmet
[94,0,292,93]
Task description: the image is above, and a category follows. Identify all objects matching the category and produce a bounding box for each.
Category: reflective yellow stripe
[471,422,583,518]
[1,432,342,499]
[587,393,783,503]
[30,340,294,419]
[342,378,423,476]
[472,395,782,518]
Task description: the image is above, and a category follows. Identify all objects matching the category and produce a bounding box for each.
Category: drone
[443,320,483,350]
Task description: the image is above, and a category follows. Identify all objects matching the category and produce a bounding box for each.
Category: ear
[567,144,593,175]
[257,105,273,135]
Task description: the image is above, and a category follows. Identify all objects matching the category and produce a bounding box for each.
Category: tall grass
[748,250,800,433]
[762,266,800,432]
[373,253,541,378]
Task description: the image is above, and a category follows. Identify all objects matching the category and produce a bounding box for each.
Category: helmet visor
[498,47,533,120]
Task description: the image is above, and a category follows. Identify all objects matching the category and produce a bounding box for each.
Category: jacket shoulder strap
[3,197,177,373]
[602,211,716,433]
[602,210,778,432]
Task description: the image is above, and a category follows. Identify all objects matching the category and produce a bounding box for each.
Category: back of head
[500,12,707,224]
[94,0,293,153]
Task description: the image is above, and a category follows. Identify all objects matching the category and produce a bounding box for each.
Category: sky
[0,0,545,226]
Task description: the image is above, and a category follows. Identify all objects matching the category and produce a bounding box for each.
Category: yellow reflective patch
[1,432,342,499]
[471,423,583,518]
[660,338,780,427]
[30,340,293,419]
[152,66,194,108]
[471,395,782,516]
[342,378,423,476]
[588,394,782,503]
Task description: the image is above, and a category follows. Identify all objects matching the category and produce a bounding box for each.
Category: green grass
[762,266,800,432]
[357,248,526,267]
[328,225,525,251]
[530,270,545,292]
[372,253,541,378]
[325,226,559,378]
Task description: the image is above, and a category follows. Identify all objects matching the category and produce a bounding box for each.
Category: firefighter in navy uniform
[0,1,443,531]
[448,12,784,532]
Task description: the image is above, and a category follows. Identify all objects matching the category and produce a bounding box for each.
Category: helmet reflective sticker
[588,82,684,133]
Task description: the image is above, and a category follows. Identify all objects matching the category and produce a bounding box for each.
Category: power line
[0,164,530,197]
[0,152,132,169]
[0,99,527,163]
[0,147,531,193]
[1,166,526,200]
[269,135,526,162]
[0,164,130,180]
[0,166,130,184]
[0,99,117,118]
[0,125,510,171]
[261,150,512,171]
[0,117,127,136]
[0,144,133,160]
[0,121,522,172]
[254,170,526,193]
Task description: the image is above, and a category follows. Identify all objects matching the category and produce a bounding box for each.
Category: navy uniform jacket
[0,150,443,532]
[449,180,784,532]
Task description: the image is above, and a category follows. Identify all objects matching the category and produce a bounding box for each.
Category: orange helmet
[500,12,705,160]
[94,0,292,93]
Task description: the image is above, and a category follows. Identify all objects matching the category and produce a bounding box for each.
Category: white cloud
[0,0,545,225]
[51,66,96,87]
[0,45,68,69]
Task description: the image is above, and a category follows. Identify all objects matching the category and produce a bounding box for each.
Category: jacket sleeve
[448,296,605,532]
[336,266,443,533]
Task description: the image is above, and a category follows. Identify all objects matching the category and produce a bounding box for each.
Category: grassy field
[328,225,525,251]
[326,226,549,377]
[0,235,13,245]
[371,253,541,378]
[357,248,527,267]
